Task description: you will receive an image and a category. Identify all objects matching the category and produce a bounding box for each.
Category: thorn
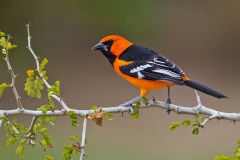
[152,95,156,102]
[167,109,171,115]
[129,106,134,114]
[176,107,180,114]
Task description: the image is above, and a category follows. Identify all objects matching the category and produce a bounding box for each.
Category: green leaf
[0,37,6,47]
[41,128,48,133]
[15,145,23,154]
[45,152,54,160]
[42,133,51,145]
[71,120,79,126]
[131,112,139,120]
[67,110,75,115]
[11,125,20,134]
[182,119,191,126]
[62,145,74,160]
[0,31,5,36]
[39,58,48,72]
[16,139,26,160]
[0,115,5,121]
[91,105,98,111]
[0,83,8,98]
[192,119,200,127]
[6,42,17,50]
[48,81,60,96]
[69,135,79,141]
[103,112,114,120]
[195,112,199,118]
[7,136,20,146]
[192,128,199,135]
[169,122,182,131]
[25,75,43,98]
[131,102,140,120]
[214,155,232,160]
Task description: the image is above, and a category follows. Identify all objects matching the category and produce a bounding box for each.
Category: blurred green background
[1,1,240,160]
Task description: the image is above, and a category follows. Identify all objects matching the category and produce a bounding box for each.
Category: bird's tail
[184,80,228,99]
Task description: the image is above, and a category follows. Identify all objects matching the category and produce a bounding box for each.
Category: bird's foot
[120,95,142,114]
[165,98,171,114]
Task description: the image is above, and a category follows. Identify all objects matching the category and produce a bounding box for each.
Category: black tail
[184,80,228,99]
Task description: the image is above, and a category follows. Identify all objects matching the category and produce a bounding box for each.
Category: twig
[26,23,70,110]
[27,116,38,145]
[80,117,87,160]
[3,35,23,110]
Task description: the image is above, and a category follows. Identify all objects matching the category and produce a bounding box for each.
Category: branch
[80,117,87,160]
[3,35,23,110]
[0,91,239,127]
[26,23,70,111]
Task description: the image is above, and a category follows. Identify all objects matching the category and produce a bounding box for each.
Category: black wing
[119,44,185,85]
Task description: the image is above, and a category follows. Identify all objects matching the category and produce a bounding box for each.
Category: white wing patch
[152,69,181,78]
[130,64,152,73]
[137,72,144,79]
[130,64,152,79]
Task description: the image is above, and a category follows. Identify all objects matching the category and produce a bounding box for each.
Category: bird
[92,35,227,107]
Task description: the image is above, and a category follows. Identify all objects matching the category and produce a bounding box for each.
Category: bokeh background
[1,1,240,160]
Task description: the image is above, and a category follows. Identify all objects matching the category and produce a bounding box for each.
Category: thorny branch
[3,35,23,110]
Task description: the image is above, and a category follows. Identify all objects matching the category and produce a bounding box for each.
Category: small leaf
[214,155,232,160]
[15,145,23,154]
[192,119,200,127]
[41,128,48,133]
[0,31,5,36]
[69,135,79,141]
[71,120,79,126]
[0,37,6,47]
[11,125,20,134]
[0,83,8,98]
[67,110,75,116]
[103,112,114,120]
[192,128,199,135]
[195,112,199,118]
[6,42,17,50]
[0,116,5,121]
[7,136,20,146]
[45,152,54,160]
[131,112,139,120]
[169,122,182,131]
[182,119,191,126]
[91,105,98,111]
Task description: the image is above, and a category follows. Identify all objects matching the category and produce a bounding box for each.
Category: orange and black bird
[92,35,227,106]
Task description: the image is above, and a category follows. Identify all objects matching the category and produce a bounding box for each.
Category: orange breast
[113,60,175,91]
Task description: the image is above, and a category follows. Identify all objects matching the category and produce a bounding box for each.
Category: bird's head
[92,35,133,57]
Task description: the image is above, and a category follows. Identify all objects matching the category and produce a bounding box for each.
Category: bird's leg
[122,95,142,107]
[121,95,142,114]
[121,90,147,114]
[166,86,171,114]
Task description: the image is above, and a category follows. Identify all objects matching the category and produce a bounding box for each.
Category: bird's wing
[119,45,185,85]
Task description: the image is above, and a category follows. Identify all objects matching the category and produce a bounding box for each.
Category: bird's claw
[165,98,171,114]
[120,102,134,114]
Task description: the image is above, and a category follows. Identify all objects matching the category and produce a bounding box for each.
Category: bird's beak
[92,42,108,51]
